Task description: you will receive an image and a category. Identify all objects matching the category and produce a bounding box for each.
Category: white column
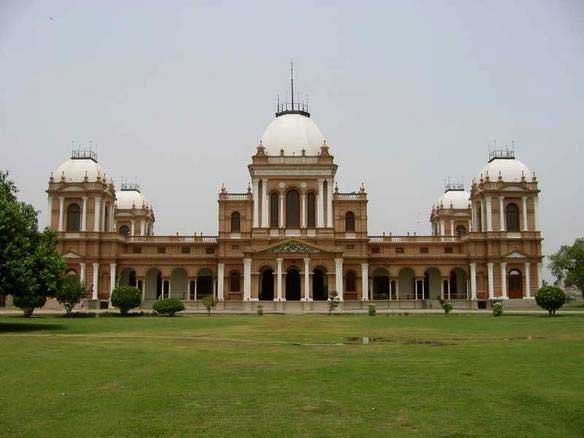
[395,280,399,300]
[487,262,494,299]
[79,263,86,285]
[361,263,369,301]
[533,197,539,230]
[217,263,224,301]
[301,192,307,228]
[276,258,283,301]
[501,262,508,299]
[252,179,259,228]
[92,263,99,300]
[472,202,478,232]
[537,262,543,290]
[470,262,477,300]
[450,221,454,236]
[317,179,324,228]
[335,258,343,301]
[524,262,531,298]
[58,197,65,231]
[261,179,269,228]
[109,203,115,231]
[93,197,101,232]
[522,196,528,231]
[140,220,145,236]
[80,197,87,231]
[447,278,451,300]
[47,196,53,229]
[439,220,445,236]
[194,277,198,301]
[243,258,252,301]
[499,197,505,231]
[131,220,135,236]
[326,179,334,228]
[109,263,116,305]
[486,196,493,232]
[481,198,486,232]
[278,192,284,228]
[101,200,106,232]
[303,258,311,301]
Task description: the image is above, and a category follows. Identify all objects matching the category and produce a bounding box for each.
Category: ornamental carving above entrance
[270,241,320,254]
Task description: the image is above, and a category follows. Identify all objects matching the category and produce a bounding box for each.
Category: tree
[201,295,217,316]
[549,238,584,299]
[535,285,566,316]
[13,292,46,318]
[152,298,185,316]
[56,276,87,314]
[111,286,141,315]
[328,290,340,315]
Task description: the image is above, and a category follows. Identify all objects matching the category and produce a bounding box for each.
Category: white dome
[53,158,108,183]
[437,190,470,209]
[479,158,531,183]
[261,113,325,156]
[116,189,150,210]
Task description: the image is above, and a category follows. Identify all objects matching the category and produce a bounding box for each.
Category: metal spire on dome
[275,61,310,118]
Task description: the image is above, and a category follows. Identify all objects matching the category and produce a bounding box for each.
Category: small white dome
[53,158,107,183]
[116,189,150,210]
[437,190,470,209]
[479,158,531,182]
[261,113,325,156]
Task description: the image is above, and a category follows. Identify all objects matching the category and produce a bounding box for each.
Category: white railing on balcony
[127,235,217,243]
[368,235,460,243]
[335,193,365,200]
[266,156,319,165]
[223,193,250,201]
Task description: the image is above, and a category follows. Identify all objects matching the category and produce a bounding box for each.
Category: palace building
[45,84,543,311]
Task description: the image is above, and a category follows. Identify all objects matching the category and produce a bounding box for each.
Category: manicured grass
[0,314,583,437]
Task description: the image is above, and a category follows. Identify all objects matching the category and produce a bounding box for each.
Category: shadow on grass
[0,322,65,333]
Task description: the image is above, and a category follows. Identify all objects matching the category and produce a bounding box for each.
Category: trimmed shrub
[55,276,87,314]
[153,298,185,316]
[535,285,566,316]
[492,301,503,317]
[442,301,453,315]
[328,291,340,315]
[110,286,141,315]
[13,292,46,317]
[368,304,376,316]
[257,303,264,316]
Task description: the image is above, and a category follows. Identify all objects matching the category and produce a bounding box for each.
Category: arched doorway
[286,267,301,300]
[398,268,415,299]
[170,268,188,300]
[259,267,274,301]
[197,268,214,299]
[424,268,441,299]
[313,267,327,301]
[508,269,523,299]
[450,268,468,299]
[145,268,162,300]
[372,268,390,300]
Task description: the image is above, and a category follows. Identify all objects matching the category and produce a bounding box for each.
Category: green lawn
[0,314,583,437]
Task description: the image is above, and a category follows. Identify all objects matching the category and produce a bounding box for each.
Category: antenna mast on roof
[290,60,295,110]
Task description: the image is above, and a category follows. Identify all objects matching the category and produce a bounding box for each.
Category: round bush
[110,286,141,315]
[442,302,453,315]
[492,302,503,317]
[535,285,566,316]
[152,298,185,316]
[368,304,376,316]
[13,293,47,317]
[256,304,264,316]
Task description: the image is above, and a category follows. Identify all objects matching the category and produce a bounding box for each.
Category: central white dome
[261,113,325,156]
[436,190,470,209]
[53,158,107,183]
[478,157,531,182]
[116,189,150,210]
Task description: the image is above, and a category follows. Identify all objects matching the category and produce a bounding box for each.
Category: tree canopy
[549,238,584,299]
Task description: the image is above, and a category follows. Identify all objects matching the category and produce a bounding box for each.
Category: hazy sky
[1,1,583,273]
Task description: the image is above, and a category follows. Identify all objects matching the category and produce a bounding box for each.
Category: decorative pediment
[259,240,323,255]
[501,185,526,192]
[63,250,81,259]
[505,250,527,259]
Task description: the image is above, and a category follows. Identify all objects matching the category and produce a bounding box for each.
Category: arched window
[508,269,523,299]
[270,193,279,228]
[66,203,81,232]
[230,211,241,233]
[345,211,355,232]
[230,271,241,292]
[506,203,520,232]
[307,192,316,228]
[119,225,130,236]
[345,271,356,292]
[286,189,300,228]
[456,225,466,237]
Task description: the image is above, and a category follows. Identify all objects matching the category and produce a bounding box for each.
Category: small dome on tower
[116,183,150,210]
[436,188,470,210]
[478,149,531,182]
[52,150,109,183]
